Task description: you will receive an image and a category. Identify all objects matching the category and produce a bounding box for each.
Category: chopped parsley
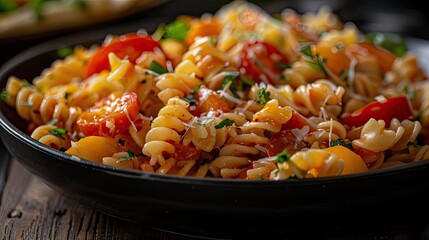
[149,61,168,74]
[239,75,255,87]
[64,92,71,100]
[366,32,407,57]
[274,62,290,71]
[57,46,73,58]
[339,69,348,80]
[118,138,126,146]
[183,94,198,105]
[48,128,68,140]
[300,43,328,76]
[214,118,235,129]
[257,175,264,180]
[164,20,190,42]
[200,158,212,165]
[0,90,8,101]
[329,138,353,151]
[257,88,271,104]
[275,150,290,163]
[116,150,135,163]
[220,71,239,98]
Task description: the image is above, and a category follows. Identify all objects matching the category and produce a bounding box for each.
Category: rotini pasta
[3,1,429,181]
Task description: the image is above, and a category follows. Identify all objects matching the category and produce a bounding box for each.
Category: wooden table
[0,158,196,240]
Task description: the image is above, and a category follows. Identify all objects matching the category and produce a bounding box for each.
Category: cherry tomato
[340,96,414,128]
[239,40,289,85]
[85,33,163,78]
[358,41,396,72]
[77,92,140,137]
[169,142,201,161]
[191,86,230,116]
[266,128,311,157]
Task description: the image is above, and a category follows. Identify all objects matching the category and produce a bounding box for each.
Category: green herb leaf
[191,84,203,95]
[0,0,17,13]
[329,138,353,151]
[220,72,239,98]
[118,138,126,146]
[149,60,168,74]
[340,69,348,80]
[117,150,135,163]
[164,20,190,41]
[152,23,166,40]
[57,46,73,58]
[48,128,68,140]
[240,75,255,87]
[257,175,264,180]
[366,32,407,57]
[200,158,212,165]
[257,88,271,104]
[183,94,198,105]
[300,44,313,58]
[64,92,71,100]
[215,118,235,129]
[275,150,290,163]
[275,62,290,70]
[0,90,8,101]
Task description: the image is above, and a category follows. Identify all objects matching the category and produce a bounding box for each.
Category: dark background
[1,0,429,67]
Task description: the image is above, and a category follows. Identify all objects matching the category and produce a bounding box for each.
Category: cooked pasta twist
[181,36,237,89]
[34,47,93,93]
[272,149,344,179]
[31,124,71,150]
[142,97,193,166]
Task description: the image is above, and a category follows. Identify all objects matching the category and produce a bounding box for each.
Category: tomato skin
[340,96,414,128]
[77,92,140,137]
[170,142,201,161]
[85,33,162,78]
[239,40,289,85]
[358,42,396,72]
[193,86,230,114]
[266,128,311,157]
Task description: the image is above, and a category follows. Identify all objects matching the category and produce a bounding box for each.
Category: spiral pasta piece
[34,47,93,93]
[31,124,71,150]
[181,37,238,89]
[143,98,193,166]
[272,149,344,179]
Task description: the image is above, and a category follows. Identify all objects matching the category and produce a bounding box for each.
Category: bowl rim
[1,24,429,187]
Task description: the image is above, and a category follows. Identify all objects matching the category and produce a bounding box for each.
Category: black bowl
[2,20,429,238]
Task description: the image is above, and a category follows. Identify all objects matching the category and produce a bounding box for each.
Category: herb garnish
[275,150,290,163]
[48,128,68,140]
[257,88,271,104]
[329,138,353,151]
[214,119,235,129]
[116,150,135,163]
[220,71,239,98]
[149,61,168,74]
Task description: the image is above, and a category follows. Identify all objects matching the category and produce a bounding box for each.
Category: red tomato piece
[193,86,230,115]
[170,142,201,161]
[358,41,396,72]
[340,96,414,128]
[85,33,163,78]
[239,40,289,85]
[266,129,311,157]
[77,92,140,137]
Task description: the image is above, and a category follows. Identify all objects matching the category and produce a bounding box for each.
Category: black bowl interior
[2,19,429,238]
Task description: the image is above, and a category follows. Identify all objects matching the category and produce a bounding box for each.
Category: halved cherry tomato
[266,128,311,157]
[358,41,396,72]
[191,86,230,115]
[239,40,289,85]
[168,142,201,161]
[77,92,140,137]
[85,33,163,78]
[340,96,414,128]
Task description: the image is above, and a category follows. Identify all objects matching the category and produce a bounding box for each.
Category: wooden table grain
[0,158,197,240]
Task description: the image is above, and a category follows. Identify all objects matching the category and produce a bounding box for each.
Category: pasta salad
[2,1,428,180]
